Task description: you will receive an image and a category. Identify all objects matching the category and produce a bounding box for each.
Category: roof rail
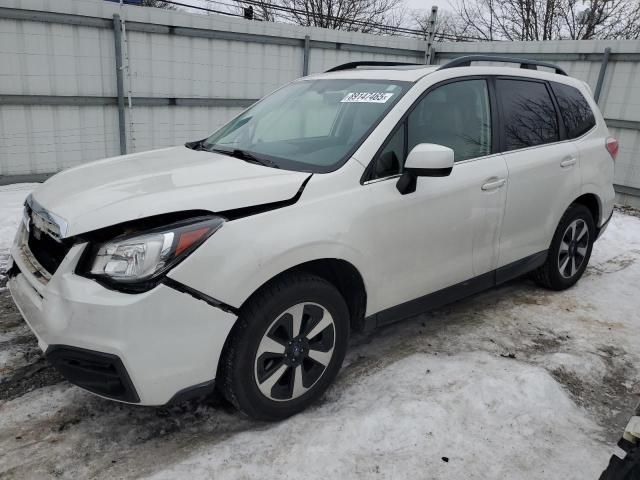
[326,61,422,73]
[438,55,568,76]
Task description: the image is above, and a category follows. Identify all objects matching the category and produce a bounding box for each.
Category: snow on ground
[147,353,607,480]
[0,183,639,479]
[0,184,37,289]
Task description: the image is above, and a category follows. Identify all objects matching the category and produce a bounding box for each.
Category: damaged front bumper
[8,236,237,406]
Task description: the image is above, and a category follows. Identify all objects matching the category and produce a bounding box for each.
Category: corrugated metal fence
[0,0,424,182]
[1,0,639,205]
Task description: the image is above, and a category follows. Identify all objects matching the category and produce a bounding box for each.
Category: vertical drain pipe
[425,6,438,65]
[594,47,611,105]
[303,35,310,76]
[113,14,127,155]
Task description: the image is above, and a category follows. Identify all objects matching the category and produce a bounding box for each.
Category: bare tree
[560,0,640,39]
[452,0,640,40]
[413,9,473,41]
[141,0,177,8]
[452,0,553,40]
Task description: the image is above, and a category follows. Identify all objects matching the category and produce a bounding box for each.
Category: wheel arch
[572,192,601,226]
[545,192,602,253]
[239,258,368,332]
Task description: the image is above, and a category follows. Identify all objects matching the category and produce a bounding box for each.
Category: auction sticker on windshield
[341,92,394,103]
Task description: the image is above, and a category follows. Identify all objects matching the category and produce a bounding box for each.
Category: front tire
[218,272,349,421]
[533,203,595,290]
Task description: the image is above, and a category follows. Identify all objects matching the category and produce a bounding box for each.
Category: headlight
[87,216,223,285]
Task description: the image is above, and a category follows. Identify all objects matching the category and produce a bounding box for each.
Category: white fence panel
[128,105,244,152]
[1,0,639,205]
[0,0,425,181]
[0,105,120,176]
[126,32,303,99]
[0,18,116,97]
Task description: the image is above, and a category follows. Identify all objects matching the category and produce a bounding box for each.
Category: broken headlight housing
[82,216,224,291]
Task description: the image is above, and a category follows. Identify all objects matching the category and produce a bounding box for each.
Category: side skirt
[366,250,547,328]
[495,250,547,285]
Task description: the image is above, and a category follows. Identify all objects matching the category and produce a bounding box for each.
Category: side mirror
[397,143,454,195]
[405,143,454,176]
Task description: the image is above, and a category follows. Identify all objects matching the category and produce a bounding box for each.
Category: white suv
[8,56,616,420]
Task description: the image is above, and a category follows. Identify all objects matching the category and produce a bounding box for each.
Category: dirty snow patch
[147,352,608,480]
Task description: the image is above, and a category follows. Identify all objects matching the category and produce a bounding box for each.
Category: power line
[227,0,433,37]
[228,0,489,40]
[168,0,270,21]
[161,0,488,41]
[197,0,270,20]
[163,0,245,18]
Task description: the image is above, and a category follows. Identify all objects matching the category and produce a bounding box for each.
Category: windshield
[202,79,410,173]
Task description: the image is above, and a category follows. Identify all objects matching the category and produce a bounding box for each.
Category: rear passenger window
[497,79,559,151]
[551,82,596,138]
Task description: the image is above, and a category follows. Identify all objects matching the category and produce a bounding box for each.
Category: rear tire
[218,272,349,421]
[533,203,595,290]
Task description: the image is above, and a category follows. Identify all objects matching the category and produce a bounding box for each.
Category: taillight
[606,137,619,161]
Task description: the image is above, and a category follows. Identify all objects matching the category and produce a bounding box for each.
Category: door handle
[560,156,577,168]
[481,178,506,191]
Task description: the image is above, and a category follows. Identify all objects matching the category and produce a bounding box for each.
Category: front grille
[46,346,140,403]
[27,224,72,275]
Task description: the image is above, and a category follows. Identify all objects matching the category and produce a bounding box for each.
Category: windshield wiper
[211,148,280,169]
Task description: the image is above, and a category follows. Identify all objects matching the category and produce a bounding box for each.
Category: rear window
[551,82,596,139]
[497,79,559,151]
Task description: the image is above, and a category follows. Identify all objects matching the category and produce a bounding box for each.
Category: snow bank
[146,352,607,480]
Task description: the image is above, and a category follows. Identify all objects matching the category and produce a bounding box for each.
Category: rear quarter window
[497,79,559,151]
[550,82,596,139]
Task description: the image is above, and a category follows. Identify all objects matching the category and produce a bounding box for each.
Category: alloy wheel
[254,302,336,402]
[558,218,589,279]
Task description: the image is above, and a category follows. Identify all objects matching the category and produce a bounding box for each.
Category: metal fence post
[303,35,310,76]
[424,6,438,65]
[594,47,611,105]
[112,14,127,155]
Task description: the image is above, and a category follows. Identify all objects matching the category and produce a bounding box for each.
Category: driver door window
[370,79,492,180]
[408,79,491,162]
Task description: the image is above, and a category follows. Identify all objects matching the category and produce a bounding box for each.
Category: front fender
[166,210,372,312]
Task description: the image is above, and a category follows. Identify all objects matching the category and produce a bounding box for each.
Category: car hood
[30,146,310,237]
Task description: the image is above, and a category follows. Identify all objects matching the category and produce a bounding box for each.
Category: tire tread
[532,203,594,290]
[218,272,344,418]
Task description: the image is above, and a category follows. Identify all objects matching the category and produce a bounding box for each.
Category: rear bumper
[597,209,614,239]
[8,241,237,406]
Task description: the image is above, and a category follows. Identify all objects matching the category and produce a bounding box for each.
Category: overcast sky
[406,0,453,14]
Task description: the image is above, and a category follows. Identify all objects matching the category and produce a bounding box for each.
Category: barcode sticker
[341,92,394,103]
